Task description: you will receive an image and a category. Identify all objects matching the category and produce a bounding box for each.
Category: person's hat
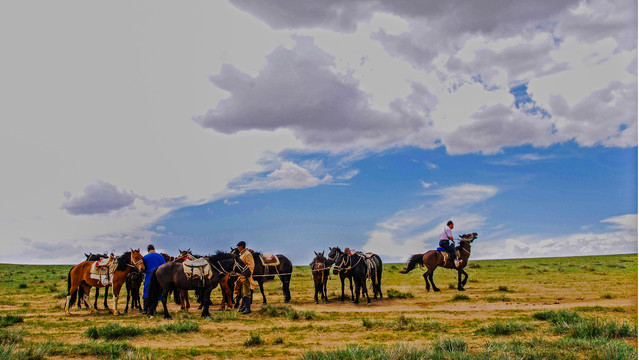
[236,241,246,248]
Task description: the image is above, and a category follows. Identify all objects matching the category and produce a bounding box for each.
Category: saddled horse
[327,247,354,302]
[400,232,478,292]
[332,250,383,304]
[76,252,110,310]
[124,269,143,313]
[65,249,145,315]
[329,247,383,302]
[147,251,250,319]
[171,249,196,311]
[230,248,293,304]
[310,251,329,304]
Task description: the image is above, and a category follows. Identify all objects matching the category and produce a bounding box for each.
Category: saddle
[436,247,460,266]
[259,253,280,267]
[182,258,212,281]
[90,257,116,286]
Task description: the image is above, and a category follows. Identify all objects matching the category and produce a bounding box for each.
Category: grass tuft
[450,293,470,301]
[385,289,414,299]
[0,315,23,328]
[244,332,264,347]
[476,321,534,336]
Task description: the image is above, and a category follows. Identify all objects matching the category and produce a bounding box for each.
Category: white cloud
[363,183,498,258]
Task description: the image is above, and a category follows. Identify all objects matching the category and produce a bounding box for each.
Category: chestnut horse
[65,249,145,315]
[400,232,478,291]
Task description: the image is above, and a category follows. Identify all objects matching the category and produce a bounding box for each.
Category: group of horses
[63,233,478,319]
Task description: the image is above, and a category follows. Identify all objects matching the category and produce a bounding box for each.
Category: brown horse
[65,249,145,315]
[310,251,329,304]
[399,233,478,292]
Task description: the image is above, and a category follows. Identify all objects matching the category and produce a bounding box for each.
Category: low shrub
[386,289,414,299]
[450,294,470,301]
[244,332,264,347]
[0,315,23,328]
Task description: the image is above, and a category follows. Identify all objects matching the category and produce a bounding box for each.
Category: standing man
[439,220,459,267]
[235,241,257,314]
[141,244,166,314]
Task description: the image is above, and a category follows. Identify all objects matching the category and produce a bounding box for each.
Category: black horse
[124,269,143,313]
[310,251,329,304]
[327,247,354,302]
[147,252,250,319]
[76,253,110,310]
[332,250,384,304]
[231,248,293,304]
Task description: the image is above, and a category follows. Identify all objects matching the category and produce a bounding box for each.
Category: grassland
[0,254,636,359]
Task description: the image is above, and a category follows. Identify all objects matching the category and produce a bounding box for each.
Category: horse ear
[321,251,324,256]
[314,251,318,256]
[187,248,190,252]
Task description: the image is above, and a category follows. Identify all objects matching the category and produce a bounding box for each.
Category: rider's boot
[241,296,252,314]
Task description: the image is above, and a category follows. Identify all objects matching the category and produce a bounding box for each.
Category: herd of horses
[63,233,478,319]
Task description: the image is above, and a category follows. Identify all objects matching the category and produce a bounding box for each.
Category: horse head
[332,251,348,275]
[129,248,145,272]
[459,232,478,244]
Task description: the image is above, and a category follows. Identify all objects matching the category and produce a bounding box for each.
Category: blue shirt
[142,252,166,299]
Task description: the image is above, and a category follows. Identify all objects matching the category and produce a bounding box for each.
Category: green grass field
[0,254,636,359]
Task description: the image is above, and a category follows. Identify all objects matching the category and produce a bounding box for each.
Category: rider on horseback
[439,220,460,268]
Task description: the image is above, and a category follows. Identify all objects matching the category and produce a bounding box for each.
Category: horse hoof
[458,288,465,291]
[314,301,319,304]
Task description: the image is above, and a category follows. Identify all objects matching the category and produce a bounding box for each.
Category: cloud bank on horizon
[0,0,635,264]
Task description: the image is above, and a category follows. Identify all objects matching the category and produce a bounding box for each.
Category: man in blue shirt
[140,244,166,314]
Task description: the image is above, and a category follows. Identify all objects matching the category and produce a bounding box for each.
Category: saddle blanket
[90,259,115,286]
[259,253,280,266]
[182,258,212,280]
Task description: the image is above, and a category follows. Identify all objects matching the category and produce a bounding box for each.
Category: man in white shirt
[439,220,459,267]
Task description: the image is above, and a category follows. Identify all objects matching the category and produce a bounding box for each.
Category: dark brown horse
[327,247,354,302]
[400,232,478,292]
[230,248,293,304]
[124,269,143,313]
[172,249,195,311]
[310,251,329,304]
[146,251,250,319]
[65,249,145,315]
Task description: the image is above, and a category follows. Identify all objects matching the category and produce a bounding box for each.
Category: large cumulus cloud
[195,37,438,151]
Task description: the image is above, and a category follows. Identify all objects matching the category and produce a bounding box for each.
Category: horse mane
[116,252,131,271]
[206,251,236,262]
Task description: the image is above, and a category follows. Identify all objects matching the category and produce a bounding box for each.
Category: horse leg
[458,269,468,290]
[125,286,130,314]
[353,280,360,305]
[162,288,173,320]
[348,276,355,302]
[258,280,267,304]
[201,287,213,318]
[111,283,123,316]
[280,275,292,303]
[81,283,96,313]
[314,282,319,304]
[429,269,440,292]
[339,276,345,302]
[423,272,430,292]
[103,287,110,310]
[93,288,99,309]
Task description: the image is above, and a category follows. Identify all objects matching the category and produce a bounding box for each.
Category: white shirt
[439,227,453,241]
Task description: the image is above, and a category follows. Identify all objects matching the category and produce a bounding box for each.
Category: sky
[0,0,636,265]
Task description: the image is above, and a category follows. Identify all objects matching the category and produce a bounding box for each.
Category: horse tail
[173,288,181,305]
[399,254,423,274]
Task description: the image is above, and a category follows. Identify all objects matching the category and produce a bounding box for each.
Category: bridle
[209,257,249,277]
